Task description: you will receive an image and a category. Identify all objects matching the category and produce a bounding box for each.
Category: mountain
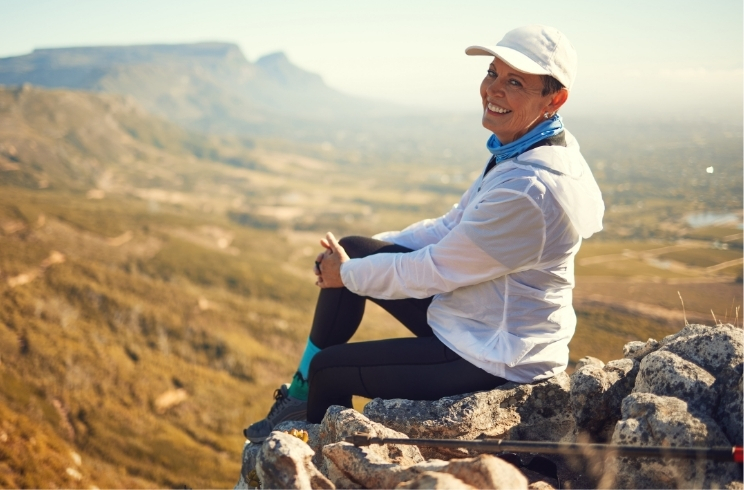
[0,83,263,192]
[0,43,401,136]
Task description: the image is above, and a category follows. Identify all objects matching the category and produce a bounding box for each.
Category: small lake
[685,212,741,229]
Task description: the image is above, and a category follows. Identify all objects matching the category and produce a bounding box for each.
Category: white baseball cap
[466,25,577,90]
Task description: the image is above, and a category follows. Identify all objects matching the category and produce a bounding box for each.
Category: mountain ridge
[0,42,404,135]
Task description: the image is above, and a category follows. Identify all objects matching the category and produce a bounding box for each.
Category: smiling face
[480,57,568,144]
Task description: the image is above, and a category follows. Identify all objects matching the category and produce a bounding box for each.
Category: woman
[244,24,604,443]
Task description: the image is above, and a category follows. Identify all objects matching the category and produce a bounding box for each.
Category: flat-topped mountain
[0,43,398,135]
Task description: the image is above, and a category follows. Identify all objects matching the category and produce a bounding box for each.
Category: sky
[2,0,742,121]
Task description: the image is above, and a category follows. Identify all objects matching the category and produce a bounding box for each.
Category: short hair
[541,75,565,96]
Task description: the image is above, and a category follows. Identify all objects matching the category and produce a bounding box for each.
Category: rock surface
[633,350,717,415]
[363,371,575,459]
[235,323,743,490]
[716,366,743,445]
[570,358,638,440]
[610,392,739,489]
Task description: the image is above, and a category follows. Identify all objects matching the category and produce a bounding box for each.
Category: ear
[545,88,569,114]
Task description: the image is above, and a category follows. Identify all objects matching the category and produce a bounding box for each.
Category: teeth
[488,103,510,114]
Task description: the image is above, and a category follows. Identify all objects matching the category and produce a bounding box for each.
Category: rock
[323,442,528,490]
[322,442,428,489]
[527,482,556,490]
[317,406,423,469]
[256,431,333,490]
[623,338,660,361]
[437,454,528,489]
[237,441,262,489]
[396,471,477,489]
[234,324,744,489]
[238,420,321,486]
[610,392,740,489]
[633,350,717,416]
[363,372,575,459]
[660,323,743,376]
[716,367,743,445]
[570,358,638,440]
[574,356,604,371]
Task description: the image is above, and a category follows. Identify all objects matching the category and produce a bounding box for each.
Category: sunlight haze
[2,0,742,120]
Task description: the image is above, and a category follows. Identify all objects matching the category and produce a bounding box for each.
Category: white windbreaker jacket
[340,130,604,383]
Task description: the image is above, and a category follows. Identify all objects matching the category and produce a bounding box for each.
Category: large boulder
[610,392,741,489]
[363,372,575,459]
[633,350,717,416]
[237,419,321,488]
[660,323,742,376]
[255,431,333,489]
[316,406,424,471]
[570,358,638,440]
[716,366,743,445]
[322,442,528,490]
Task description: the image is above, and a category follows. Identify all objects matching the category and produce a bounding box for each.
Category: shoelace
[267,388,289,418]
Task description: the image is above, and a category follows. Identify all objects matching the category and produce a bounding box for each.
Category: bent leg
[309,236,432,347]
[306,336,508,423]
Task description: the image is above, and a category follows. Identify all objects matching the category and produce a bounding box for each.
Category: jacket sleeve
[371,183,476,250]
[341,188,546,299]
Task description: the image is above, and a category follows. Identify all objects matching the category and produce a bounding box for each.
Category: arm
[372,182,477,250]
[341,189,546,299]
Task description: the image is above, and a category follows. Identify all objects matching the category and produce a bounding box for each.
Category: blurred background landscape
[0,1,741,488]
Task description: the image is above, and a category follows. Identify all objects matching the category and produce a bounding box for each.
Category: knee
[338,235,368,259]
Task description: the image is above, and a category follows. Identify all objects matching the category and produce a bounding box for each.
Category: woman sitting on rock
[245,24,604,443]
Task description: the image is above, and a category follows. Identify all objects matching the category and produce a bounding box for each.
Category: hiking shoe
[243,383,307,443]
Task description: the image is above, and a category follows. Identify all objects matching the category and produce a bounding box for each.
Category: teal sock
[288,338,321,400]
[287,371,308,400]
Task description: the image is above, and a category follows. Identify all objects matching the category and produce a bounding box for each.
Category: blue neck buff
[487,114,564,163]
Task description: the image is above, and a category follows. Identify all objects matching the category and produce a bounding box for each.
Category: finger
[320,238,331,250]
[326,232,340,253]
[316,252,325,263]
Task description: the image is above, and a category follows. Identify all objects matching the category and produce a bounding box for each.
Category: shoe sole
[243,428,268,444]
[243,409,308,444]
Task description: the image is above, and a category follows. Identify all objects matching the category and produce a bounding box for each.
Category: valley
[0,82,740,488]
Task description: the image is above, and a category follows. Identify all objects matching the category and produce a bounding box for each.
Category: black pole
[345,433,743,463]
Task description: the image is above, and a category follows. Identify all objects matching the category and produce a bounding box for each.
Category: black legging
[306,236,508,423]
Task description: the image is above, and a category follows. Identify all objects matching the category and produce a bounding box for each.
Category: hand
[314,232,350,288]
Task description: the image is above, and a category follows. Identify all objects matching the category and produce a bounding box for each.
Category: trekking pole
[345,433,744,463]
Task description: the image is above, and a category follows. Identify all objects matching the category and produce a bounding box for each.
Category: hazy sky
[2,0,742,120]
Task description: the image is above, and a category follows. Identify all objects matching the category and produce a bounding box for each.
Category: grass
[658,247,743,268]
[0,189,323,487]
[0,85,741,487]
[569,306,678,367]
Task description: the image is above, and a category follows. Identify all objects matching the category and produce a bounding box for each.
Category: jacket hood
[512,130,605,239]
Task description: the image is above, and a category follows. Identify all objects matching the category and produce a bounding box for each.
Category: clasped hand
[314,232,350,288]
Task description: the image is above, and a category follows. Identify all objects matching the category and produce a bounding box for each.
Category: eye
[509,79,522,87]
[487,69,497,78]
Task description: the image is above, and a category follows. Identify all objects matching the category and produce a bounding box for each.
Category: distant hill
[0,84,263,191]
[0,43,402,136]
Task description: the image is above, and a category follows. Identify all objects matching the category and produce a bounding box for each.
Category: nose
[484,77,506,99]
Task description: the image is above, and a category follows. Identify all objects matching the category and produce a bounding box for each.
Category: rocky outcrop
[362,372,575,459]
[237,408,527,490]
[607,323,744,488]
[236,323,743,490]
[610,393,738,489]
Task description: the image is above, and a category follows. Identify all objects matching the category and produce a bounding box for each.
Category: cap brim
[465,45,550,76]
